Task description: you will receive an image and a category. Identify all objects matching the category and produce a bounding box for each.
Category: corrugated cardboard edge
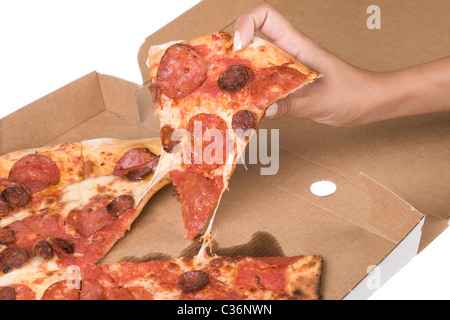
[341,172,425,299]
[97,73,141,123]
[344,216,425,299]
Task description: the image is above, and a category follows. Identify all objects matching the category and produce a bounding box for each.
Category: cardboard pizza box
[0,68,425,300]
[0,0,448,300]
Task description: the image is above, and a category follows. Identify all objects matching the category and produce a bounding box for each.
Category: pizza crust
[243,36,321,79]
[286,255,323,300]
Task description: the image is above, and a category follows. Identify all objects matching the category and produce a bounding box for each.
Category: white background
[0,0,449,300]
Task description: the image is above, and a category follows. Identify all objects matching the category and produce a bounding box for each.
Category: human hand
[233,2,450,127]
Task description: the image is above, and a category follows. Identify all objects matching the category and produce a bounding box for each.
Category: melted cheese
[60,175,150,217]
[0,257,74,300]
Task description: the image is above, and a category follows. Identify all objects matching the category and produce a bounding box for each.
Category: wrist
[362,70,417,124]
[365,58,450,124]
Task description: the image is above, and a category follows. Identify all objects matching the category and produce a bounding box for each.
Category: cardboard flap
[0,72,104,154]
[97,73,141,122]
[1,72,148,155]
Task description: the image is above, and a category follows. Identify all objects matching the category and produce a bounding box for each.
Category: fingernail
[233,30,242,51]
[265,103,279,118]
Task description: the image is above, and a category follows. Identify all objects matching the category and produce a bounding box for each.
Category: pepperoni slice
[41,281,79,300]
[157,44,207,99]
[0,286,15,300]
[34,240,54,260]
[0,247,31,273]
[106,195,135,217]
[8,154,60,194]
[113,148,159,181]
[232,110,257,139]
[0,227,15,245]
[1,187,31,209]
[218,65,254,92]
[177,270,209,292]
[234,258,289,292]
[67,202,115,238]
[0,179,31,214]
[80,278,104,300]
[170,167,224,239]
[187,113,229,171]
[160,125,181,153]
[50,238,75,255]
[9,284,35,300]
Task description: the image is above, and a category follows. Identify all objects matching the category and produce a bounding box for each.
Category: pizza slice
[0,142,83,225]
[0,138,171,275]
[146,31,322,239]
[0,252,323,300]
[60,137,172,266]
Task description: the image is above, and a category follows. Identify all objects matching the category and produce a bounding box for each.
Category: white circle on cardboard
[310,180,337,197]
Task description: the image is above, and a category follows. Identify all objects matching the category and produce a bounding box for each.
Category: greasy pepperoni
[187,113,229,171]
[235,258,288,292]
[157,44,207,99]
[80,279,104,300]
[218,65,254,92]
[125,167,154,181]
[51,238,75,254]
[113,148,159,181]
[170,167,224,239]
[34,240,54,260]
[67,202,115,238]
[0,247,31,273]
[1,187,31,209]
[4,220,40,250]
[41,281,79,300]
[232,110,257,139]
[0,286,15,300]
[106,195,135,217]
[0,227,15,245]
[0,179,30,215]
[177,270,209,292]
[160,125,180,153]
[10,284,35,300]
[8,154,60,194]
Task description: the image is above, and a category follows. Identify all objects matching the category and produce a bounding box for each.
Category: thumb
[264,96,293,119]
